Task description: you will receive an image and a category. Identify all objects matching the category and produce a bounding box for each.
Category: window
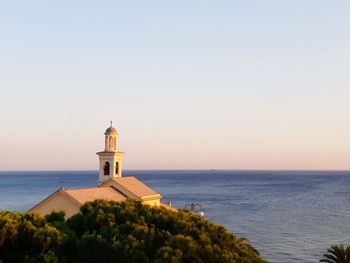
[104,162,110,175]
[115,162,119,174]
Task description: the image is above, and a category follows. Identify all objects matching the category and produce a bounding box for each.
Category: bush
[0,211,64,262]
[0,200,266,263]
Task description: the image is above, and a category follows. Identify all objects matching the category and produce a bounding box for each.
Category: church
[29,123,171,218]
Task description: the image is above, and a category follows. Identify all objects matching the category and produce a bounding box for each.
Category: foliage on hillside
[0,200,266,263]
[0,211,64,262]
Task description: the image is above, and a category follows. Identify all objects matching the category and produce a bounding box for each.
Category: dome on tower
[105,122,118,135]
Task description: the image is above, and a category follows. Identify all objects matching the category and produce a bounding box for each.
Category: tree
[0,200,267,263]
[320,245,350,263]
[0,211,65,263]
[66,199,267,263]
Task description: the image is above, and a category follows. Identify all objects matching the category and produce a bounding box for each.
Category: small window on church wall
[104,162,110,175]
[115,162,119,174]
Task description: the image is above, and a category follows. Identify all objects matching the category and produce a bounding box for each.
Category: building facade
[29,123,168,218]
[96,122,124,183]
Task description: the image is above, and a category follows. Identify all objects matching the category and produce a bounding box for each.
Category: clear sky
[0,1,349,170]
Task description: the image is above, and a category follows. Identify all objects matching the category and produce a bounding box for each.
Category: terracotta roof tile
[65,186,126,204]
[102,176,161,199]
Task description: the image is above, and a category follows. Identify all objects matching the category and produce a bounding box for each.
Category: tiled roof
[101,176,162,200]
[65,186,126,204]
[29,177,162,215]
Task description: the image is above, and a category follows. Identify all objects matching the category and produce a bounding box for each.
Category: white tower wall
[97,123,124,184]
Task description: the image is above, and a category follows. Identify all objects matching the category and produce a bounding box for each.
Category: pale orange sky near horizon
[1,1,349,170]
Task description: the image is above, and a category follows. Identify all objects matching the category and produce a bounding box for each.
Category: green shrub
[0,211,64,262]
[0,200,266,263]
[67,200,266,263]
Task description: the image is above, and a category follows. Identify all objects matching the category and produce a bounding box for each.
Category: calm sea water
[1,170,350,263]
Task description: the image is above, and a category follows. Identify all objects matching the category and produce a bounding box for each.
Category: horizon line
[1,169,350,172]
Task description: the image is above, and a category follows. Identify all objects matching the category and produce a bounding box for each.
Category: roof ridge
[28,188,63,212]
[112,181,140,199]
[60,189,83,206]
[65,186,108,191]
[28,188,82,212]
[109,185,129,198]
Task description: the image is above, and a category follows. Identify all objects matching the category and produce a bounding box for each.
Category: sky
[0,1,349,170]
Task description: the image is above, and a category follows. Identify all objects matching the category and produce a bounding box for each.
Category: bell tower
[97,122,124,183]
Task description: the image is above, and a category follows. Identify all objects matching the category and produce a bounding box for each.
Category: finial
[110,121,113,127]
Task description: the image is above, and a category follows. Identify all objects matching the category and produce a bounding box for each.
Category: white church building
[29,124,172,218]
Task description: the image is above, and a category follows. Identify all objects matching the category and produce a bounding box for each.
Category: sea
[1,170,350,263]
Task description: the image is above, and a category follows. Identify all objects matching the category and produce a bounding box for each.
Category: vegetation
[0,200,266,263]
[0,211,64,262]
[320,245,350,263]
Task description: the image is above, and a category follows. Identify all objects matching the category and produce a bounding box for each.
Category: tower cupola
[104,121,118,152]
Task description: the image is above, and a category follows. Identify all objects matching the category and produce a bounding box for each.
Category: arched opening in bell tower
[109,137,113,150]
[115,162,119,175]
[103,162,110,175]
